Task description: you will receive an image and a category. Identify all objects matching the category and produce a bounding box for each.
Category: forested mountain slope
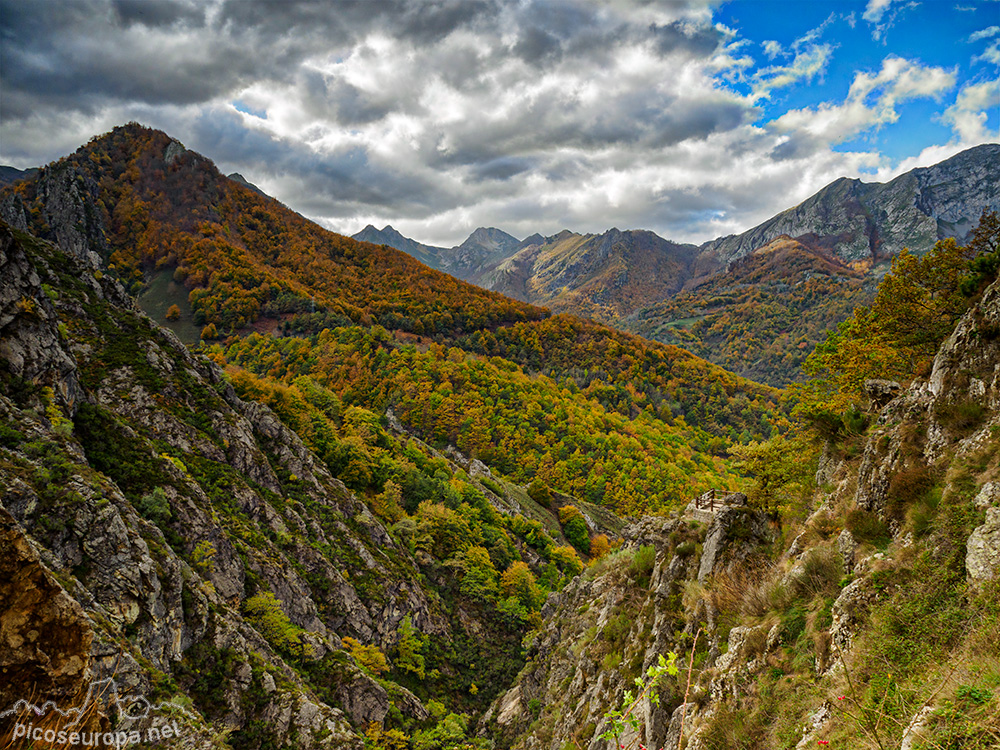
[488,222,1000,750]
[354,145,999,388]
[0,124,786,508]
[628,236,875,385]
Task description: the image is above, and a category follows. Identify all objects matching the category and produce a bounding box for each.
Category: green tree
[548,545,584,576]
[135,486,172,526]
[730,435,815,516]
[457,545,499,602]
[559,505,591,555]
[243,592,308,657]
[527,479,552,507]
[395,616,426,680]
[500,561,543,610]
[342,637,390,676]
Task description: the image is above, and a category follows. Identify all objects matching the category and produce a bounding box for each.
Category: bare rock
[0,507,93,709]
[837,529,858,574]
[864,379,902,409]
[967,507,1000,587]
[973,481,1000,510]
[698,506,772,583]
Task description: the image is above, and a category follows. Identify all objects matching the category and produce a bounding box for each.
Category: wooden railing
[693,488,718,512]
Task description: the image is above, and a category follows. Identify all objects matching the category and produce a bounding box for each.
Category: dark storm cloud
[647,99,752,148]
[471,156,536,182]
[392,0,496,44]
[111,0,205,29]
[298,71,397,126]
[649,21,723,57]
[512,26,564,64]
[0,0,294,114]
[189,110,456,214]
[4,0,832,247]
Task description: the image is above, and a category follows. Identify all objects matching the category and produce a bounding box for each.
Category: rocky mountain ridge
[352,224,523,284]
[700,143,1000,268]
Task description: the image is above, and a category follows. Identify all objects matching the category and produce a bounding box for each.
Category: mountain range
[353,143,1000,385]
[1,124,999,750]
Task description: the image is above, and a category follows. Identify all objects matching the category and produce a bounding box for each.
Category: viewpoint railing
[693,488,718,512]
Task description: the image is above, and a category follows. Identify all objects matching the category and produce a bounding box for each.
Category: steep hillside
[488,263,1000,750]
[0,221,621,748]
[628,236,875,386]
[0,124,546,339]
[0,125,787,505]
[485,228,700,324]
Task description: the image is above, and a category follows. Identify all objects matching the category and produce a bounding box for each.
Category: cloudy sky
[1,0,998,247]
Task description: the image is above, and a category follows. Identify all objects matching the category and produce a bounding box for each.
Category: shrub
[630,545,656,583]
[886,464,937,519]
[562,515,590,555]
[676,541,697,558]
[458,545,499,602]
[793,547,840,599]
[548,545,584,576]
[845,508,891,547]
[395,617,426,680]
[558,505,584,524]
[936,398,987,432]
[243,592,307,657]
[135,487,172,526]
[341,637,389,676]
[602,612,631,645]
[528,479,552,507]
[501,561,543,610]
[589,533,611,559]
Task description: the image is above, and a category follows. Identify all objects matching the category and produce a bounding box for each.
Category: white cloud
[969,25,1000,42]
[772,56,956,144]
[762,40,783,59]
[975,41,1000,65]
[863,0,917,40]
[752,44,833,101]
[863,0,897,24]
[941,78,1000,142]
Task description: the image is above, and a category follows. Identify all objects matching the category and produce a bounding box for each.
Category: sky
[1,0,998,248]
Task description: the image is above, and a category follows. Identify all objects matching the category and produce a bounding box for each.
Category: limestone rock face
[863,379,902,409]
[0,226,451,747]
[0,507,93,709]
[967,507,1000,587]
[0,226,83,411]
[854,275,1000,521]
[830,573,880,653]
[484,508,775,750]
[697,504,772,583]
